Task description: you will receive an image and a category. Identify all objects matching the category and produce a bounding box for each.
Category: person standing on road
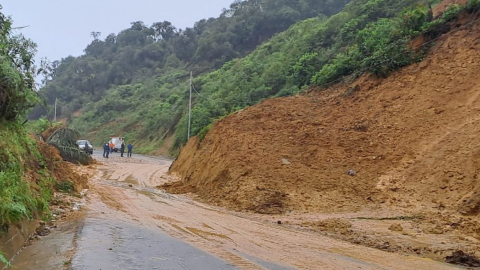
[103,142,110,158]
[109,141,114,153]
[127,143,133,158]
[84,142,90,154]
[120,142,125,157]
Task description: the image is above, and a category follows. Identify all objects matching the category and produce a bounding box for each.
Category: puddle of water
[0,219,37,269]
[135,190,171,206]
[171,224,194,236]
[8,220,83,270]
[124,174,138,185]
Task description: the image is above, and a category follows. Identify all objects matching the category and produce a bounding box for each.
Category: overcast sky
[2,0,233,63]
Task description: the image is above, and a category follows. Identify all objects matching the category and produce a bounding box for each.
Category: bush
[0,16,37,121]
[467,0,480,12]
[55,181,75,193]
[0,123,55,230]
[198,123,213,141]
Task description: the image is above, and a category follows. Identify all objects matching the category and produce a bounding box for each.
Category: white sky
[2,0,233,62]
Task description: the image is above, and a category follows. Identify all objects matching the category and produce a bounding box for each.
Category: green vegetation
[29,0,351,151]
[0,5,54,232]
[31,0,480,155]
[46,128,91,165]
[55,181,75,193]
[0,5,70,263]
[0,123,55,230]
[0,6,37,121]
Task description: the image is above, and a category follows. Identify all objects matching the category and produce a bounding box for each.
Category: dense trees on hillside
[31,0,350,120]
[30,0,480,154]
[174,0,450,146]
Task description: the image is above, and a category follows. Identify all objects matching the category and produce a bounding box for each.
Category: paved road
[10,153,238,270]
[10,153,462,270]
[71,217,237,270]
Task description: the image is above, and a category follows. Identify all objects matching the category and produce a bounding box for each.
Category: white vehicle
[76,140,93,154]
[108,137,125,152]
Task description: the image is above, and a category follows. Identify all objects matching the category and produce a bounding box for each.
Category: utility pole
[54,98,57,122]
[187,71,192,139]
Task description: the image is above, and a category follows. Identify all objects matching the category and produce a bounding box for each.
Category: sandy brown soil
[159,8,480,267]
[167,11,480,217]
[433,0,468,17]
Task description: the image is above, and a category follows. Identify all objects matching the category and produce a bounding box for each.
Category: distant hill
[33,0,451,155]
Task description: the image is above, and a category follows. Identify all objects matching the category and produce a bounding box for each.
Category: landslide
[166,13,480,215]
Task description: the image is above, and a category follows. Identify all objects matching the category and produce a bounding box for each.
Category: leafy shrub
[312,49,361,85]
[0,16,37,121]
[441,4,463,22]
[0,124,55,230]
[467,0,480,12]
[198,123,213,141]
[55,181,75,193]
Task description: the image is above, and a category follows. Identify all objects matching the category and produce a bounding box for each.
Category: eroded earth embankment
[164,12,480,263]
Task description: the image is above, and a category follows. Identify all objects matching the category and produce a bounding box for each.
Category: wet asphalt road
[72,151,236,270]
[72,217,237,270]
[10,151,462,270]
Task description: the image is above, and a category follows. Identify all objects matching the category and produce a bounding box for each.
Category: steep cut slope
[166,13,480,215]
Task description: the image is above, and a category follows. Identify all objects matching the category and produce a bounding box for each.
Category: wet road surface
[72,217,236,270]
[10,151,463,269]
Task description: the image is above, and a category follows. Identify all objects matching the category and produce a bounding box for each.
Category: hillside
[167,3,480,217]
[30,0,350,154]
[33,0,452,156]
[0,9,88,265]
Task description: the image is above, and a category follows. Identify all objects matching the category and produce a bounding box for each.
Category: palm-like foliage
[47,128,90,165]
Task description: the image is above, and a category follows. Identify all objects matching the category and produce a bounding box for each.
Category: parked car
[76,140,93,154]
[108,137,125,152]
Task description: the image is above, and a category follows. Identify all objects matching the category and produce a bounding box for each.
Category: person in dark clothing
[120,142,125,157]
[103,142,110,158]
[127,143,133,158]
[84,142,90,154]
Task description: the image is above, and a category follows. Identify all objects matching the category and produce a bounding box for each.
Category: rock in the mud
[36,227,51,237]
[388,223,403,232]
[307,218,352,234]
[347,170,356,176]
[458,194,480,215]
[282,158,291,165]
[445,250,480,267]
[72,202,84,211]
[80,189,88,197]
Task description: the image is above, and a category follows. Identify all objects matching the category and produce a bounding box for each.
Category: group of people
[103,141,133,158]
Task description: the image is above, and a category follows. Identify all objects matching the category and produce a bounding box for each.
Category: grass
[0,250,9,266]
[0,122,55,230]
[55,181,75,193]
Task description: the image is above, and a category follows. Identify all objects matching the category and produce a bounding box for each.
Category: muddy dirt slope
[167,14,480,215]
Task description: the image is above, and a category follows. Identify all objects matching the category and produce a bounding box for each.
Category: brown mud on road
[10,152,465,269]
[64,152,459,270]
